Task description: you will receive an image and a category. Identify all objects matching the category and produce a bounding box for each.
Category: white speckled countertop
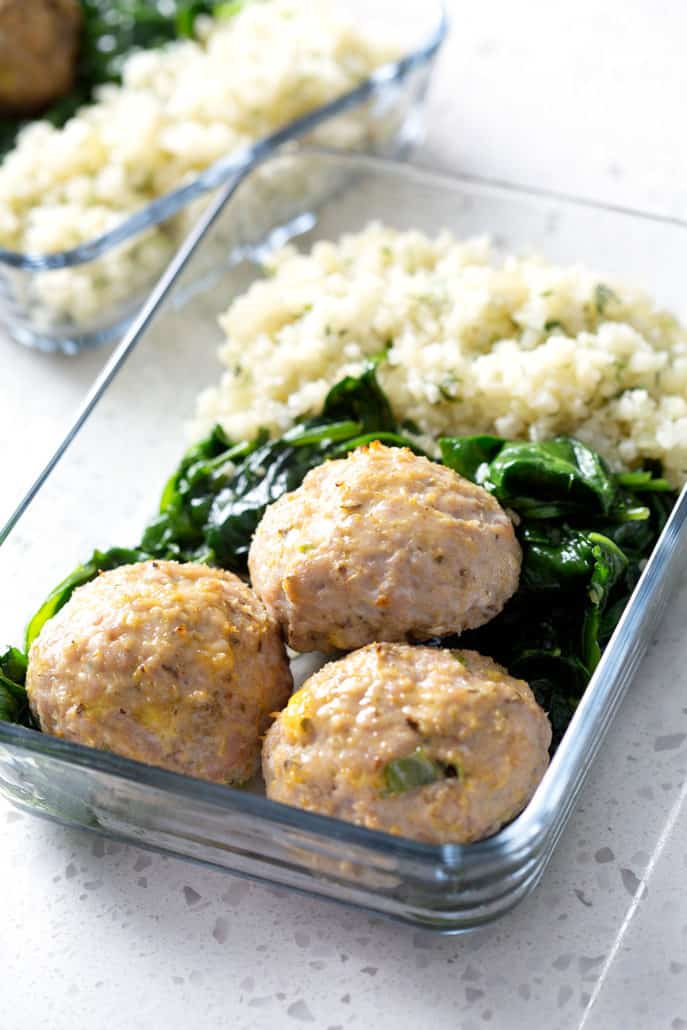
[3,2,687,1027]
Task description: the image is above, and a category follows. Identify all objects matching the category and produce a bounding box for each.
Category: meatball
[26,560,292,784]
[249,442,521,653]
[0,0,81,114]
[263,643,551,844]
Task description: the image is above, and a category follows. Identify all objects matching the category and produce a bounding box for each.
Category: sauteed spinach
[0,647,33,727]
[440,434,674,744]
[1,367,675,748]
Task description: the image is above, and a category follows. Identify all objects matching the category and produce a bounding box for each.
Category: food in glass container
[0,0,233,156]
[2,363,672,767]
[0,216,680,846]
[24,560,292,784]
[197,222,687,488]
[262,643,552,844]
[3,153,686,924]
[0,0,402,328]
[248,441,521,653]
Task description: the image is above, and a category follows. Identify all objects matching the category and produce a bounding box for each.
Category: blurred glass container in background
[0,0,447,354]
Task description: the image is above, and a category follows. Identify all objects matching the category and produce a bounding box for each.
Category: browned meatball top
[263,643,552,844]
[26,560,293,784]
[249,442,522,653]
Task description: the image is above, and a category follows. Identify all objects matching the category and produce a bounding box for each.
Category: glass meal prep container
[0,0,446,356]
[2,149,686,933]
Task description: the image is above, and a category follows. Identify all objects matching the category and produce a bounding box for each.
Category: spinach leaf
[0,645,27,685]
[586,532,628,608]
[206,436,329,569]
[439,435,504,483]
[518,525,627,609]
[581,533,629,670]
[0,682,23,725]
[519,525,596,593]
[25,546,151,650]
[0,647,34,727]
[441,433,667,527]
[141,424,244,562]
[321,364,398,432]
[450,436,617,518]
[383,749,457,796]
[617,470,673,493]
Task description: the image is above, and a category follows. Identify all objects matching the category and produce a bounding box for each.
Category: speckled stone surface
[2,2,687,1027]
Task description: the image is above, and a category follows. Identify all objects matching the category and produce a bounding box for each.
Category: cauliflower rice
[194,223,687,486]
